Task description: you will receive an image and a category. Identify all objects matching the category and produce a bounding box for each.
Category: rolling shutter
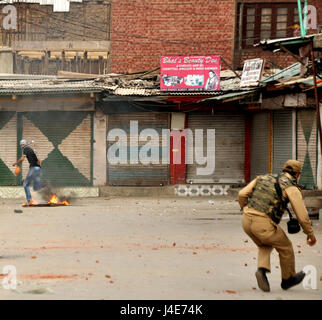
[250,112,269,180]
[186,112,245,183]
[273,110,293,173]
[107,113,169,186]
[21,111,93,186]
[0,112,17,186]
[297,109,317,189]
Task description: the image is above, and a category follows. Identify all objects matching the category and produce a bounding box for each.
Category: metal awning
[254,34,317,54]
[198,89,257,103]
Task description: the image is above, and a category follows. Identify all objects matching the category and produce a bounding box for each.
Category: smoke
[37,180,73,203]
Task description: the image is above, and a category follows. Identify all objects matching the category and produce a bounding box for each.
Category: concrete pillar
[292,109,296,159]
[0,50,13,73]
[93,108,107,186]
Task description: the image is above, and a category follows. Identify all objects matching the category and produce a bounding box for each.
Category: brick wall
[234,0,322,69]
[110,0,321,73]
[1,0,320,74]
[110,0,236,73]
[0,1,110,45]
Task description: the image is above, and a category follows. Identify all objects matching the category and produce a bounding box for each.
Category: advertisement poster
[160,55,221,91]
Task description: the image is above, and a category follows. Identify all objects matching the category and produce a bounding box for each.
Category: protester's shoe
[281,271,306,290]
[27,200,34,206]
[255,268,270,292]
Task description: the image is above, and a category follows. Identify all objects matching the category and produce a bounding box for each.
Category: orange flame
[48,194,58,204]
[22,195,70,207]
[48,194,70,206]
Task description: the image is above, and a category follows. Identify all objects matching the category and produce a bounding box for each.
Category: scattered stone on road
[0,197,321,300]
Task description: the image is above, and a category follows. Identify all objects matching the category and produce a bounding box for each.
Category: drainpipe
[303,0,308,32]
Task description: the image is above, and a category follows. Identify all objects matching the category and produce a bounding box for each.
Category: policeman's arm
[12,156,25,166]
[285,186,314,237]
[238,178,258,209]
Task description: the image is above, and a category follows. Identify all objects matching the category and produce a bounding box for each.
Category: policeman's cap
[283,160,302,173]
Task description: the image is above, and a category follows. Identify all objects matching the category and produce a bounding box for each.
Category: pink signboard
[160,55,220,91]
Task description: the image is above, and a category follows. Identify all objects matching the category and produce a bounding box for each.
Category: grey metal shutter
[21,111,93,186]
[0,112,17,186]
[107,113,169,186]
[273,110,293,173]
[186,112,245,183]
[250,112,269,180]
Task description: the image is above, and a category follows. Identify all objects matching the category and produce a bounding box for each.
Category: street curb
[0,186,99,199]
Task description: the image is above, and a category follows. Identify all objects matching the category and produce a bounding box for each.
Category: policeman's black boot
[255,268,270,292]
[281,271,306,290]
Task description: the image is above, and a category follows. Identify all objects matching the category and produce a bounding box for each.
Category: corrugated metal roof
[98,76,252,96]
[256,35,315,46]
[198,90,257,102]
[261,62,301,83]
[0,75,262,96]
[0,0,82,12]
[254,34,317,54]
[0,79,102,95]
[0,73,57,80]
[0,64,303,98]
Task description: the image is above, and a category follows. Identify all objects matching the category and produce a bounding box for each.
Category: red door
[170,130,186,184]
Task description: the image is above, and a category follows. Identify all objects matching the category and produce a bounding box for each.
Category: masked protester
[12,139,43,205]
[239,160,317,292]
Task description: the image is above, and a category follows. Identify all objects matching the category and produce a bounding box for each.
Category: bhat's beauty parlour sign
[160,56,221,91]
[240,58,265,87]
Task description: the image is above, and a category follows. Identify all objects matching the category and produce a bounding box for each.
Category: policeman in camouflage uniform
[239,160,317,292]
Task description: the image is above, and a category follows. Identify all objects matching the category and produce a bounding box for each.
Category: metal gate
[273,110,293,173]
[297,109,317,189]
[107,113,169,186]
[250,112,269,180]
[0,112,17,186]
[186,112,245,183]
[20,111,93,186]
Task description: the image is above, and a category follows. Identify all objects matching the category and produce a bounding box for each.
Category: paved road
[0,197,321,300]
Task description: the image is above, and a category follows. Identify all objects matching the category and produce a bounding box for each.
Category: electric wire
[0,1,299,46]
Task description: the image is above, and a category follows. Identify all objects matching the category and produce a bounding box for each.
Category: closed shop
[250,112,269,180]
[107,113,169,186]
[297,109,317,189]
[186,112,245,183]
[273,110,293,173]
[0,112,17,186]
[20,111,93,186]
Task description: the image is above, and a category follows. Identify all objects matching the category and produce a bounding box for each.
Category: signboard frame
[160,55,221,92]
[240,58,265,88]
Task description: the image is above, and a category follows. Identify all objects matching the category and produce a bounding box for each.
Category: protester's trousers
[23,166,42,202]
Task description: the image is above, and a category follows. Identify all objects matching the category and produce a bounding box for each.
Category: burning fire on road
[22,194,70,207]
